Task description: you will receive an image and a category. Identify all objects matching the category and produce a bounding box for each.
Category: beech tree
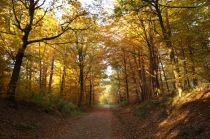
[0,0,209,106]
[3,0,86,101]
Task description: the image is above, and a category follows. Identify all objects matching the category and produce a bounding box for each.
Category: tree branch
[27,28,68,44]
[43,40,75,45]
[35,0,46,9]
[19,0,29,9]
[12,0,23,31]
[0,31,19,36]
[28,11,88,44]
[159,3,206,9]
[33,8,48,26]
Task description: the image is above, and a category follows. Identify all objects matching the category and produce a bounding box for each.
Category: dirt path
[61,107,126,139]
[1,88,209,139]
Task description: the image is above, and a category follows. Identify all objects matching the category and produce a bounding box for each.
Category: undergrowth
[133,98,163,119]
[177,123,205,137]
[133,83,210,119]
[31,93,82,117]
[15,122,38,130]
[133,93,178,119]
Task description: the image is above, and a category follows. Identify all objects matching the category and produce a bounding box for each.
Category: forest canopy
[0,0,209,106]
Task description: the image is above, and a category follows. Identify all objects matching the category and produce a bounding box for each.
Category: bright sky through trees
[79,0,114,13]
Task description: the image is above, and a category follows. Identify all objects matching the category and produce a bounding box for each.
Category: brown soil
[0,86,209,139]
[114,85,210,139]
[0,100,67,139]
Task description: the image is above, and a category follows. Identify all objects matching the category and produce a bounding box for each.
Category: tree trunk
[60,62,66,97]
[122,49,129,103]
[78,47,84,107]
[38,43,43,91]
[116,68,122,103]
[89,79,92,106]
[186,38,198,87]
[181,47,191,89]
[155,3,182,96]
[7,28,30,101]
[133,53,143,101]
[137,49,148,101]
[128,57,140,102]
[48,54,55,94]
[158,54,170,93]
[60,47,67,96]
[7,47,26,101]
[92,83,95,105]
[141,60,148,100]
[159,66,164,93]
[26,59,32,92]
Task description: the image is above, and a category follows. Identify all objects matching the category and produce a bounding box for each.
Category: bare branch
[12,0,23,31]
[33,8,48,26]
[0,31,21,36]
[0,35,16,60]
[159,3,206,9]
[142,10,157,15]
[28,11,88,44]
[69,27,90,31]
[27,28,69,44]
[43,41,75,45]
[61,11,88,27]
[19,0,29,9]
[35,0,40,5]
[35,0,46,9]
[42,42,64,55]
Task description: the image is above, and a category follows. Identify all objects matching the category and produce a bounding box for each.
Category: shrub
[31,93,46,106]
[133,99,161,119]
[178,124,205,137]
[15,122,38,130]
[31,93,80,116]
[119,99,128,106]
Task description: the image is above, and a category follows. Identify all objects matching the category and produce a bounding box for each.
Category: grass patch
[133,94,183,119]
[119,100,129,106]
[133,98,162,119]
[177,124,205,137]
[15,122,38,130]
[31,93,81,117]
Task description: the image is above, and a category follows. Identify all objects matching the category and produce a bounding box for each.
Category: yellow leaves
[71,1,82,9]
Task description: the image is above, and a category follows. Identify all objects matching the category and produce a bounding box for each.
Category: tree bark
[39,44,42,91]
[137,49,147,101]
[186,37,198,87]
[154,2,182,96]
[60,47,67,96]
[181,47,191,89]
[78,43,84,107]
[122,48,129,103]
[7,27,30,101]
[60,61,66,96]
[7,47,26,101]
[116,68,122,103]
[158,54,170,93]
[48,54,55,94]
[140,19,160,96]
[89,78,92,106]
[128,57,140,102]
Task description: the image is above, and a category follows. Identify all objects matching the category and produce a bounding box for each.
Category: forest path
[1,89,209,139]
[61,107,126,139]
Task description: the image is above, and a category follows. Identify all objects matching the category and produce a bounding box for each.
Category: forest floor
[0,85,210,139]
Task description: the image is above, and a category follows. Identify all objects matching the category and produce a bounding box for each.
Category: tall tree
[4,0,86,101]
